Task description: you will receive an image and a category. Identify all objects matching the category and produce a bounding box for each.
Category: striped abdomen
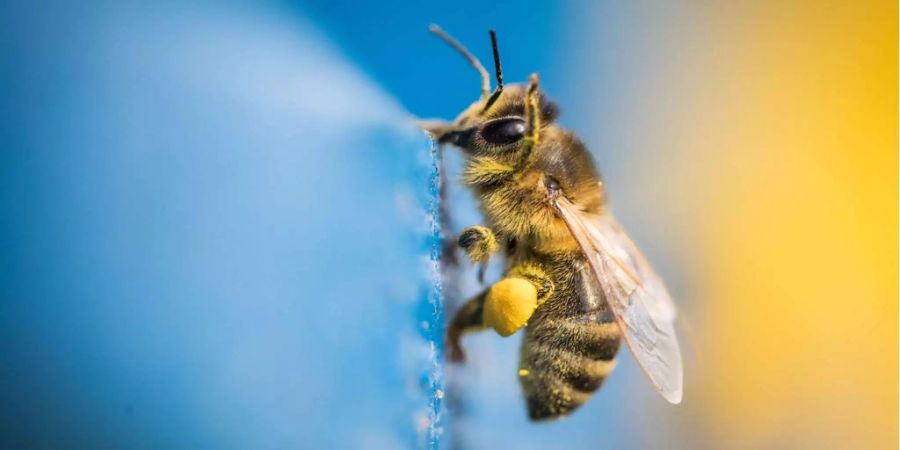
[518,312,621,420]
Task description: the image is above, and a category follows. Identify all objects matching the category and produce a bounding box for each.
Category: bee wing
[555,196,683,404]
[592,212,678,324]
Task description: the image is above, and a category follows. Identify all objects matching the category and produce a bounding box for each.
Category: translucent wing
[592,212,678,324]
[555,196,683,404]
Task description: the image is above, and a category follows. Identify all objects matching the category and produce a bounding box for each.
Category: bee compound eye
[480,118,527,146]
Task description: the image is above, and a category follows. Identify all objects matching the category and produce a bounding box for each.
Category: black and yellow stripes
[532,319,621,361]
[519,319,621,420]
[510,251,623,420]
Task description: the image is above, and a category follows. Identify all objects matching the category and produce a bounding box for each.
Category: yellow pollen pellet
[518,369,530,377]
[483,278,538,336]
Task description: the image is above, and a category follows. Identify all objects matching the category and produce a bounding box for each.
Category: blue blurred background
[1,1,896,449]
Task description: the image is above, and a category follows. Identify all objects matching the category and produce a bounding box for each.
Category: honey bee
[422,25,683,420]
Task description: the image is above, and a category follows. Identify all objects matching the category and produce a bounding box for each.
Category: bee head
[422,26,559,163]
[431,85,559,154]
[423,26,604,246]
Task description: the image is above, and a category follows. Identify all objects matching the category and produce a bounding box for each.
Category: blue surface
[1,2,443,448]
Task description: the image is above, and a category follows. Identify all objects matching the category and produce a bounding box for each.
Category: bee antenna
[481,29,504,113]
[429,24,491,101]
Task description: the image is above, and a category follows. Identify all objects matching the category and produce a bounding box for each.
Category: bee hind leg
[446,290,487,363]
[447,266,549,362]
[446,277,539,362]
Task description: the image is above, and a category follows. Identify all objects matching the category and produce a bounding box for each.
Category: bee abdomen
[519,320,622,420]
[536,318,621,361]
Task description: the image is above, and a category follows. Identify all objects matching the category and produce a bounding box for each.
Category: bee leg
[418,119,456,142]
[481,266,554,338]
[458,226,500,282]
[510,264,555,306]
[482,277,539,337]
[447,271,549,361]
[446,289,488,363]
[476,264,487,284]
[447,276,539,362]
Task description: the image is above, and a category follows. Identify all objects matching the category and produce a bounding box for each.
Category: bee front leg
[458,225,500,283]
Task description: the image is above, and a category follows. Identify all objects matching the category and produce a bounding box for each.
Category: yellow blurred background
[582,1,897,448]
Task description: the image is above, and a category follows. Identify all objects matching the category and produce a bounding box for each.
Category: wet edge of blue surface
[418,136,445,449]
